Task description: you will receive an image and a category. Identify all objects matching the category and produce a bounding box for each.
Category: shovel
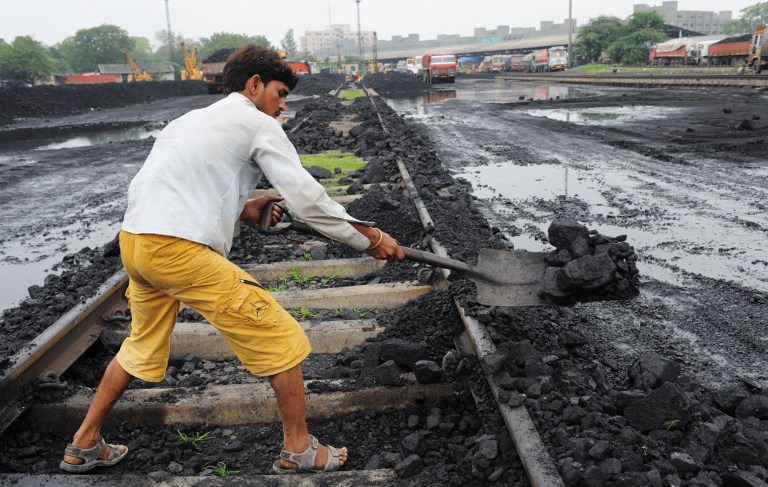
[256,202,554,307]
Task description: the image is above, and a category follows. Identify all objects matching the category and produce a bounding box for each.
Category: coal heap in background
[363,72,432,98]
[0,81,208,126]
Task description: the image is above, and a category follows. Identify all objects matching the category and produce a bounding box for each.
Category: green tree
[740,2,768,27]
[607,28,667,65]
[281,29,299,59]
[723,19,753,35]
[572,16,624,63]
[198,32,273,61]
[0,36,55,84]
[153,30,187,65]
[47,45,72,74]
[66,24,134,72]
[625,11,665,31]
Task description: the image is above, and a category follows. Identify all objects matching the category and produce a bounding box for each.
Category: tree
[153,30,188,65]
[198,32,273,61]
[607,28,667,65]
[47,44,72,74]
[723,19,753,35]
[572,16,624,63]
[281,29,299,59]
[740,2,768,27]
[0,36,55,84]
[65,24,134,72]
[626,11,665,31]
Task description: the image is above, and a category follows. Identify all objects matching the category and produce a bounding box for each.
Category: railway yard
[0,71,767,486]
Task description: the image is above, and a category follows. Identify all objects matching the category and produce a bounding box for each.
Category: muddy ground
[0,75,768,486]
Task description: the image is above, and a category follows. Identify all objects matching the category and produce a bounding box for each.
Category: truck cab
[421,53,457,84]
[748,25,768,73]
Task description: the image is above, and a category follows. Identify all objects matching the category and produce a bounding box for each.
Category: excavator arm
[180,42,202,81]
[123,50,153,82]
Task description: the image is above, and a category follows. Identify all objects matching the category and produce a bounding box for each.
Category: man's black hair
[222,44,298,95]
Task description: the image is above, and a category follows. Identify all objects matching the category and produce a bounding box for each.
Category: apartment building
[633,1,732,35]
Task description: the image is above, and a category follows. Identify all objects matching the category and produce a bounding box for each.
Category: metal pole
[566,0,573,69]
[165,0,173,61]
[355,0,363,59]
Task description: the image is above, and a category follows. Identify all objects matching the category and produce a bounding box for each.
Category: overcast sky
[0,0,754,48]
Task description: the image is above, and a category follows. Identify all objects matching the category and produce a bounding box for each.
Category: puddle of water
[385,81,608,115]
[34,126,163,151]
[523,106,682,125]
[0,220,122,311]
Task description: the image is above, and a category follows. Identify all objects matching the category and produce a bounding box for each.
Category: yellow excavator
[123,50,152,82]
[180,42,202,80]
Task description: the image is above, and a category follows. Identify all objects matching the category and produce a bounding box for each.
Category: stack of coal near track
[542,219,640,302]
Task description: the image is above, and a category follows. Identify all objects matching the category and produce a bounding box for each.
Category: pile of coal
[363,71,432,98]
[542,219,639,301]
[202,48,235,63]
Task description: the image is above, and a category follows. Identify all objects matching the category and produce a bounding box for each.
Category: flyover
[377,33,575,62]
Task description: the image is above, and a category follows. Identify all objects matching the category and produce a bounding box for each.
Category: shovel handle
[400,247,482,277]
[257,202,487,279]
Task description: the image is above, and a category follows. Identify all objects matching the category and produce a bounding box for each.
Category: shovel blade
[475,249,554,307]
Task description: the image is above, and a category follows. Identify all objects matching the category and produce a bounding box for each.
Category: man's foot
[274,434,347,473]
[60,436,128,473]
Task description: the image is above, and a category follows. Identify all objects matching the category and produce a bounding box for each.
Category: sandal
[59,436,128,473]
[272,434,343,474]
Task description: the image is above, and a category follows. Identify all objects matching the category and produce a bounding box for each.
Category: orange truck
[748,25,768,73]
[421,53,457,84]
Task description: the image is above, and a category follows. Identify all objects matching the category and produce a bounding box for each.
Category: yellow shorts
[116,230,311,382]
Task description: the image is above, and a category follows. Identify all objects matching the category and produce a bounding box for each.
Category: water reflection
[423,90,457,104]
[524,106,681,125]
[35,126,163,150]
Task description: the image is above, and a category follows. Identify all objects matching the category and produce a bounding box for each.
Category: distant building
[300,18,579,59]
[633,1,732,35]
[300,24,376,59]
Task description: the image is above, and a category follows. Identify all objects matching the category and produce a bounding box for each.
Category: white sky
[0,0,753,48]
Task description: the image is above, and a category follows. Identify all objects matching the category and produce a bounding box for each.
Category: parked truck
[748,25,768,73]
[708,33,751,66]
[201,48,234,94]
[421,53,457,83]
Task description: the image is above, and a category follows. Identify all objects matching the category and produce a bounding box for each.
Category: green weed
[321,272,340,286]
[353,308,370,318]
[204,461,240,477]
[177,430,214,445]
[291,307,320,319]
[299,150,365,173]
[288,266,313,285]
[664,419,681,430]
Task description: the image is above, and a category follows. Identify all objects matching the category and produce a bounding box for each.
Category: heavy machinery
[123,50,152,82]
[180,42,202,80]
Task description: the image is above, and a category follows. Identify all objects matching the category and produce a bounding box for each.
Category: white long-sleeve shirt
[122,92,372,256]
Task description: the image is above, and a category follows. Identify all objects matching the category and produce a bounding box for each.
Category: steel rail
[0,270,128,433]
[365,89,565,487]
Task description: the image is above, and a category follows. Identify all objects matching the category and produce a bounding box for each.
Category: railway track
[499,72,768,88]
[0,83,565,486]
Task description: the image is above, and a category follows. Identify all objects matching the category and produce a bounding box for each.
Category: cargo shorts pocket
[221,272,273,325]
